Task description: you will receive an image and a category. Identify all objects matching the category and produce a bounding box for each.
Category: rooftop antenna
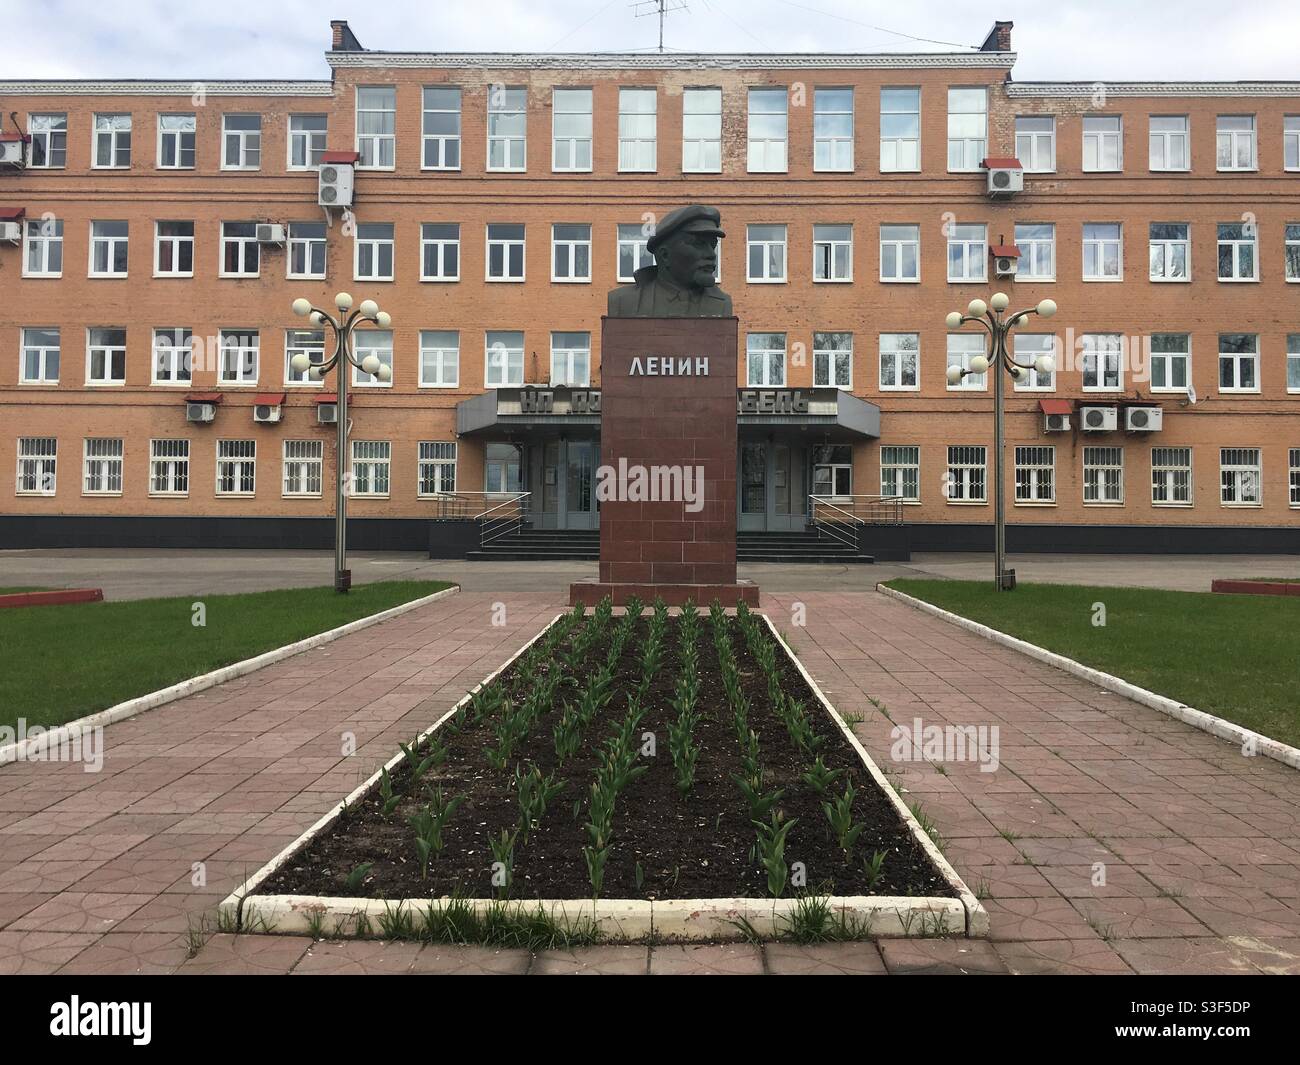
[632,0,688,53]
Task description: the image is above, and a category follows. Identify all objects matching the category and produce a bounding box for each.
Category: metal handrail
[478,491,531,546]
[808,494,903,550]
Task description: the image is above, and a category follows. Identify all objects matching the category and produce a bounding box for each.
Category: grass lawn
[886,579,1300,748]
[0,588,51,594]
[0,581,453,733]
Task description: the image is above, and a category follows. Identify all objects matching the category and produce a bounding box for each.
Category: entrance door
[739,442,767,531]
[563,440,598,529]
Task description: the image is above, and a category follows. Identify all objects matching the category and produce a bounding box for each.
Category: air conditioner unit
[1125,405,1163,432]
[987,167,1023,196]
[1079,405,1117,432]
[186,402,217,423]
[317,402,339,425]
[253,403,282,423]
[318,163,354,208]
[255,223,285,245]
[1043,411,1070,432]
[0,139,24,167]
[0,221,20,243]
[993,253,1018,277]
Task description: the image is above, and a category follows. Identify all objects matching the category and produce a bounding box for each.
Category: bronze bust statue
[607,205,733,318]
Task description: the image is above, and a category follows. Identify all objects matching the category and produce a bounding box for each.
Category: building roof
[1008,81,1300,97]
[0,79,331,96]
[325,50,1013,70]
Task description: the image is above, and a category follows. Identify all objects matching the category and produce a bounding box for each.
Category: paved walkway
[2,588,1298,975]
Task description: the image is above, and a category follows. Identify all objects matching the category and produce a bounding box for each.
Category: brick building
[1,18,1297,555]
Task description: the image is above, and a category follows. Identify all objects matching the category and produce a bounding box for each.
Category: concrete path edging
[878,583,1300,772]
[0,584,460,768]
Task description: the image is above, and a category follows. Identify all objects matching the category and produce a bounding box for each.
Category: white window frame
[20,327,60,385]
[151,327,193,386]
[419,330,460,388]
[352,330,393,387]
[149,439,189,497]
[1082,115,1122,172]
[1218,334,1259,394]
[747,87,788,173]
[878,332,919,391]
[946,87,986,172]
[86,327,127,386]
[218,330,259,387]
[421,223,461,281]
[550,332,591,387]
[1015,115,1055,173]
[813,332,852,389]
[1149,222,1191,282]
[88,220,129,278]
[880,87,920,172]
[946,223,987,283]
[813,87,854,172]
[746,224,787,283]
[1287,224,1300,283]
[422,87,462,171]
[552,88,593,173]
[879,224,919,283]
[682,87,722,174]
[1083,222,1123,281]
[285,328,325,386]
[1288,334,1300,394]
[1083,446,1125,505]
[946,445,987,503]
[551,223,592,283]
[216,439,256,497]
[353,222,395,282]
[219,222,260,278]
[618,87,657,173]
[1081,333,1124,392]
[1014,445,1056,504]
[26,113,67,168]
[1219,447,1261,507]
[288,114,328,170]
[1289,447,1300,508]
[282,439,323,498]
[745,333,787,387]
[617,223,652,281]
[356,87,396,170]
[946,334,987,391]
[1149,115,1189,172]
[1151,446,1193,508]
[157,113,196,170]
[1012,333,1057,391]
[92,113,131,169]
[811,223,852,283]
[485,331,524,387]
[1217,223,1258,282]
[419,442,458,498]
[22,218,63,278]
[486,223,526,282]
[287,221,326,279]
[487,86,526,172]
[1216,115,1256,172]
[1014,223,1055,281]
[880,445,920,502]
[1286,116,1300,172]
[16,437,57,496]
[1149,334,1190,394]
[82,437,123,496]
[154,221,194,277]
[221,114,262,171]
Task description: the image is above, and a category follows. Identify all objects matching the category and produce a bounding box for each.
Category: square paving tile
[878,938,1007,974]
[58,932,193,974]
[407,945,531,975]
[292,939,426,974]
[0,931,102,974]
[994,938,1134,975]
[649,944,765,975]
[11,892,154,934]
[530,946,650,975]
[763,941,888,975]
[177,933,313,974]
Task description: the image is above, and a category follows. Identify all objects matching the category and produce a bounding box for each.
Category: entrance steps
[737,529,874,564]
[465,527,875,563]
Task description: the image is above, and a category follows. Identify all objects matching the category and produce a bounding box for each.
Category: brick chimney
[979,20,1013,52]
[330,19,364,51]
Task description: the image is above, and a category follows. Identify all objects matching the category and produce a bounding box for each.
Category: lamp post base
[997,568,1016,591]
[334,570,351,593]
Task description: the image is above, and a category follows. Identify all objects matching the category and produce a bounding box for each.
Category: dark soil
[262,606,955,902]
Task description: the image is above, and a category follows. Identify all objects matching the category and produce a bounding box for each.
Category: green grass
[0,587,51,595]
[886,579,1300,748]
[0,581,453,732]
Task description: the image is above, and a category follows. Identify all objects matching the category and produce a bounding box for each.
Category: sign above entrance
[737,389,810,415]
[516,386,602,415]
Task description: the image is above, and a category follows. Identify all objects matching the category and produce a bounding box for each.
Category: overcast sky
[3,0,1297,81]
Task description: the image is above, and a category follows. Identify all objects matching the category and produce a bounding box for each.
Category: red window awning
[1038,399,1072,416]
[185,392,223,403]
[321,150,359,164]
[253,392,287,406]
[982,156,1022,169]
[314,393,338,404]
[990,243,1020,258]
[0,207,25,220]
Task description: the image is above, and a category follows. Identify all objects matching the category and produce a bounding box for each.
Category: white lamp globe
[945,365,964,385]
[375,311,392,328]
[308,366,324,380]
[967,298,988,318]
[1036,298,1057,319]
[358,299,379,317]
[1035,354,1056,375]
[969,355,990,374]
[990,292,1010,312]
[309,311,325,326]
[291,298,312,317]
[377,363,393,383]
[335,292,354,311]
[360,354,381,376]
[945,311,963,329]
[289,352,312,373]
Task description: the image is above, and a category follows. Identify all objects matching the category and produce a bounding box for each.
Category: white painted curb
[878,584,1300,772]
[0,584,460,768]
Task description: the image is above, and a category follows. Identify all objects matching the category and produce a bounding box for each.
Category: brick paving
[2,588,1298,975]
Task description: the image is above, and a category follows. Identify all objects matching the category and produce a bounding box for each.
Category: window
[27,113,67,168]
[87,328,126,385]
[1012,333,1056,390]
[552,224,592,282]
[356,87,396,168]
[488,86,526,171]
[152,327,192,385]
[1289,334,1300,392]
[285,329,325,385]
[486,331,524,386]
[1290,448,1300,507]
[811,224,853,282]
[1083,223,1122,280]
[947,223,987,282]
[1149,116,1189,171]
[1149,334,1190,392]
[551,332,591,386]
[421,223,460,281]
[353,330,393,386]
[219,330,259,385]
[1217,223,1257,281]
[1149,223,1190,281]
[89,220,128,277]
[82,438,123,495]
[747,87,788,172]
[1287,117,1300,171]
[1083,447,1124,504]
[746,333,786,386]
[419,330,459,388]
[1083,115,1122,171]
[1015,446,1055,503]
[947,334,987,390]
[813,332,852,389]
[486,223,525,281]
[23,218,62,277]
[947,88,986,171]
[880,88,920,171]
[419,442,458,497]
[552,88,593,171]
[811,445,852,498]
[814,88,853,171]
[216,440,256,496]
[618,88,656,172]
[1082,333,1123,391]
[682,88,722,172]
[287,222,326,278]
[149,439,189,496]
[158,113,195,169]
[92,113,131,168]
[879,333,919,391]
[617,223,653,280]
[288,114,327,169]
[1152,447,1192,506]
[879,224,919,282]
[1287,224,1300,281]
[155,221,194,276]
[1219,333,1258,392]
[17,437,57,495]
[221,115,261,169]
[283,440,323,497]
[1014,223,1055,280]
[1220,447,1261,506]
[220,222,260,276]
[880,445,920,501]
[485,443,522,494]
[20,328,60,384]
[1015,116,1055,172]
[422,87,461,169]
[1216,115,1256,170]
[946,446,987,502]
[747,224,787,282]
[354,222,394,281]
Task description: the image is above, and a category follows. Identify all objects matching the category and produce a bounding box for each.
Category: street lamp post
[945,293,1058,591]
[290,293,392,593]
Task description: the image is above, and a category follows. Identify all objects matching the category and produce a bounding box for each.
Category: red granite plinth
[569,579,759,608]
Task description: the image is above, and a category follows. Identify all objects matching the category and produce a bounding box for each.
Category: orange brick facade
[1,22,1297,550]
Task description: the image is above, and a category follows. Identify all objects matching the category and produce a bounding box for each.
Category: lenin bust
[607,205,734,318]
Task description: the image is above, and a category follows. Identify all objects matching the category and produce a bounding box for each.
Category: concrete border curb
[0,584,460,768]
[878,583,1300,772]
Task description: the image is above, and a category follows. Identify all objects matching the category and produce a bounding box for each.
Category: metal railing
[477,492,531,546]
[808,494,904,550]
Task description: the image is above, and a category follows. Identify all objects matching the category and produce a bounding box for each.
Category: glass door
[739,442,767,531]
[562,440,598,529]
